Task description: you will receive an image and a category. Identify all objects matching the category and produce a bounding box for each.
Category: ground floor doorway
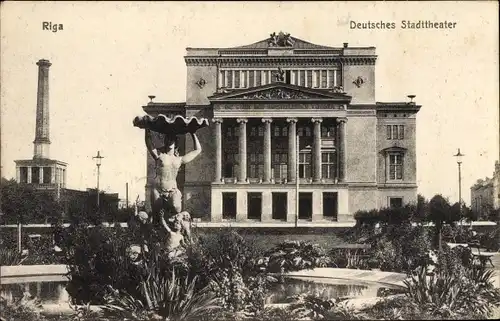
[272,192,287,220]
[247,193,262,220]
[299,192,313,219]
[222,192,237,220]
[323,192,338,220]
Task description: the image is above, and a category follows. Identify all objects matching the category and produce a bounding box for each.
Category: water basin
[266,276,401,304]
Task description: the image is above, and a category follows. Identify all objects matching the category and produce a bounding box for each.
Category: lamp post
[93,151,104,210]
[453,148,464,214]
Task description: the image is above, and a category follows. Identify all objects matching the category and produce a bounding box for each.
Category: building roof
[226,36,338,50]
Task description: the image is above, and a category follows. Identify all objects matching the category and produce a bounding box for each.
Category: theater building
[143,32,421,222]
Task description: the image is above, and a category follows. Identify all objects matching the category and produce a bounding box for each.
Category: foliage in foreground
[404,264,500,319]
[265,240,331,273]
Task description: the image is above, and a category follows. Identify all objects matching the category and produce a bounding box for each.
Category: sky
[1,1,498,206]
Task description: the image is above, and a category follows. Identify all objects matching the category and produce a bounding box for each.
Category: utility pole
[93,151,104,211]
[453,148,465,212]
[295,134,299,228]
[126,182,129,208]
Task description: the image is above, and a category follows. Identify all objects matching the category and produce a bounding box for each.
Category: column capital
[212,118,223,124]
[336,117,348,124]
[236,118,248,124]
[261,117,273,123]
[311,118,323,124]
[286,117,298,123]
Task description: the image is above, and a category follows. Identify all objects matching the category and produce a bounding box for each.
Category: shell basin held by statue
[133,114,209,135]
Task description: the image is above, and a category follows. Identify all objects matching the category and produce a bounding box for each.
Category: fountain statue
[133,114,209,255]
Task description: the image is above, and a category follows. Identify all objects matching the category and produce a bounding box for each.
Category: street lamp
[453,148,465,211]
[93,151,104,210]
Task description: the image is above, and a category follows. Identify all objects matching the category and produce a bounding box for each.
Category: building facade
[471,161,500,214]
[144,33,421,222]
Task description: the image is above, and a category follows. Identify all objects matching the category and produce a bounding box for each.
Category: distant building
[471,161,500,214]
[14,59,68,196]
[142,32,421,222]
[13,59,120,220]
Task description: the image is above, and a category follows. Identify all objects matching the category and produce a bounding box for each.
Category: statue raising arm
[145,129,160,161]
[181,133,202,165]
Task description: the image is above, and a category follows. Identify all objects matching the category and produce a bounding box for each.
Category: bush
[368,224,432,273]
[404,264,500,319]
[265,240,331,273]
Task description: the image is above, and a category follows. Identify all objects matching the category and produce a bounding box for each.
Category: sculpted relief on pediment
[234,88,326,100]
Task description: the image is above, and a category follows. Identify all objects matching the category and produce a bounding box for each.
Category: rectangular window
[335,69,342,87]
[234,71,240,88]
[274,126,280,136]
[315,70,320,88]
[241,71,247,88]
[249,152,263,179]
[328,70,335,88]
[305,127,311,137]
[389,154,403,180]
[389,197,403,208]
[386,125,405,140]
[250,127,256,136]
[321,70,327,88]
[321,151,337,179]
[282,127,288,136]
[273,152,288,180]
[391,125,398,140]
[258,126,264,136]
[298,127,304,136]
[300,70,306,86]
[306,70,312,88]
[227,71,233,88]
[249,70,255,87]
[299,152,312,178]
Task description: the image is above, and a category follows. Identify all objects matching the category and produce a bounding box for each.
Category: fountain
[132,114,209,255]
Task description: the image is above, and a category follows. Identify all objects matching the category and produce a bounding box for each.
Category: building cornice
[184,56,377,67]
[15,159,68,166]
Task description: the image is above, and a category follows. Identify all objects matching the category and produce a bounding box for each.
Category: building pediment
[381,146,408,154]
[209,83,351,103]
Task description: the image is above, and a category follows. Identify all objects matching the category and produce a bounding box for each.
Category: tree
[427,195,462,267]
[413,194,428,223]
[0,178,62,224]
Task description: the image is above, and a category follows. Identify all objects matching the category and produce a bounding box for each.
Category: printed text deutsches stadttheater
[350,20,457,30]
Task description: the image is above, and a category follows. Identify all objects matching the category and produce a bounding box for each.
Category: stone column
[63,169,67,187]
[16,166,20,183]
[27,166,32,183]
[312,118,323,182]
[237,118,248,183]
[213,118,223,183]
[337,118,347,182]
[262,118,273,183]
[39,167,44,184]
[51,166,56,184]
[287,118,298,182]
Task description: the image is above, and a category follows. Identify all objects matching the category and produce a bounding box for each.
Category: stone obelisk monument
[33,59,52,159]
